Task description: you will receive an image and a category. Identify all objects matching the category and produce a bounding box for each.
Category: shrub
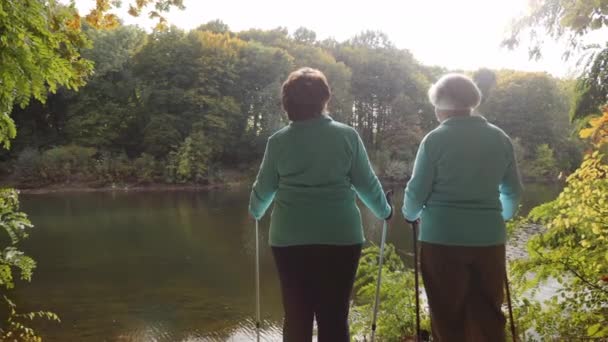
[166,131,212,184]
[350,244,430,340]
[133,153,160,183]
[511,151,608,339]
[95,151,133,183]
[39,145,96,182]
[14,148,41,181]
[383,160,411,182]
[527,144,558,180]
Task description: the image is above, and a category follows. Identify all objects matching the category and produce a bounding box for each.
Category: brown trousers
[420,242,506,342]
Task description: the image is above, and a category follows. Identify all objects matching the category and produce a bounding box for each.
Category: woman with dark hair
[402,73,523,341]
[249,67,392,342]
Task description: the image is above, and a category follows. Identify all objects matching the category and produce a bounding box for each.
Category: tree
[473,68,497,105]
[579,107,608,149]
[286,43,352,125]
[528,144,558,180]
[572,45,608,120]
[0,1,92,149]
[503,0,608,60]
[196,19,231,34]
[234,40,293,157]
[238,27,291,49]
[334,32,431,149]
[292,27,317,45]
[480,71,571,162]
[506,1,608,124]
[64,25,147,152]
[132,28,246,162]
[166,126,213,183]
[86,0,185,30]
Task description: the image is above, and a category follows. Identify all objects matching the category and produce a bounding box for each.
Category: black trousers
[272,244,362,342]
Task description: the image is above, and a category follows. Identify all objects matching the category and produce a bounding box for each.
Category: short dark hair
[281,68,331,121]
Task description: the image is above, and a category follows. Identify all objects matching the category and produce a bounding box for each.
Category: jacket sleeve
[499,138,523,220]
[249,138,279,220]
[402,138,435,221]
[350,133,391,219]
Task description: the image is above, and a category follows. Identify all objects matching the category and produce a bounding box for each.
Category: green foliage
[383,160,411,182]
[504,0,608,60]
[0,189,34,287]
[86,0,185,30]
[335,32,432,148]
[167,129,213,184]
[580,107,608,150]
[350,244,430,341]
[0,189,59,341]
[133,153,161,183]
[0,0,93,149]
[196,19,230,34]
[0,296,60,342]
[473,68,497,104]
[142,114,183,158]
[572,45,608,121]
[481,71,568,150]
[511,151,608,340]
[480,70,577,178]
[95,151,134,183]
[8,22,578,184]
[39,145,97,183]
[65,25,147,150]
[512,137,527,173]
[15,148,42,182]
[527,144,559,180]
[292,27,317,45]
[0,1,184,339]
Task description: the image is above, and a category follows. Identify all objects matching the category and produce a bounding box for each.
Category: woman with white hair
[402,73,522,341]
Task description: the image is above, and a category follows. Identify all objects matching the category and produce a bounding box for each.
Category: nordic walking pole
[409,219,421,342]
[255,219,261,342]
[505,272,517,342]
[371,190,393,342]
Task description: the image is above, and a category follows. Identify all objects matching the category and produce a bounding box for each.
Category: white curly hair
[428,73,482,111]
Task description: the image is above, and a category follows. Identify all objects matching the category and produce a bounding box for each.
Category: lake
[13,184,561,341]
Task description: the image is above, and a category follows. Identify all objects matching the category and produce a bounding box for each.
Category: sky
[74,0,580,77]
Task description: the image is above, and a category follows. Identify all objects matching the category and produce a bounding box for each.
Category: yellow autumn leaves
[579,106,608,148]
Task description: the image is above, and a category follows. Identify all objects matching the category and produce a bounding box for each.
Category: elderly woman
[249,67,392,342]
[402,74,523,341]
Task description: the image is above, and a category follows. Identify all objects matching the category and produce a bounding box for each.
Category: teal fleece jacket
[249,115,391,247]
[402,115,523,246]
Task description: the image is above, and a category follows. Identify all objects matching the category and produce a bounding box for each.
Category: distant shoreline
[14,181,246,195]
[9,176,560,195]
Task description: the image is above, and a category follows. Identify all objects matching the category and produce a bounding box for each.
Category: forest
[0,20,581,188]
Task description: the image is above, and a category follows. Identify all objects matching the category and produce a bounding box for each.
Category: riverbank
[15,181,247,194]
[2,167,253,194]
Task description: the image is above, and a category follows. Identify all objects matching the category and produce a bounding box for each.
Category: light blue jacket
[250,115,391,246]
[402,115,523,246]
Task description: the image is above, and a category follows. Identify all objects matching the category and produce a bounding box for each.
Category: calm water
[14,184,560,341]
